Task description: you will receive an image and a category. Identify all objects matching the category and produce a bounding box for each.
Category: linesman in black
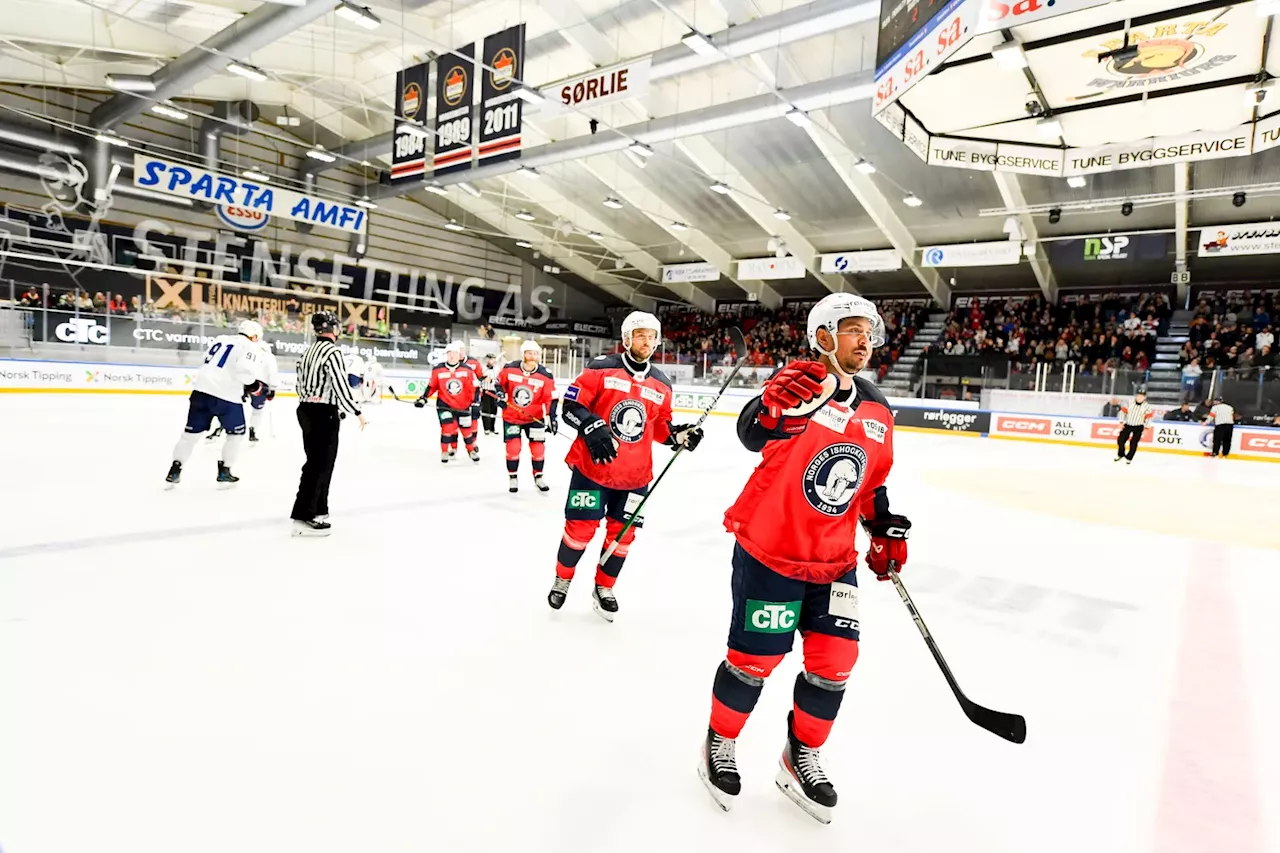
[291,311,366,536]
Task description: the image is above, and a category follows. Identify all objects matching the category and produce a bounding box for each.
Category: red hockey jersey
[497,361,556,425]
[562,354,674,490]
[426,361,480,411]
[725,376,895,583]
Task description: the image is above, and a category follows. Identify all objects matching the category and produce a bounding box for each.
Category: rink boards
[2,356,1278,463]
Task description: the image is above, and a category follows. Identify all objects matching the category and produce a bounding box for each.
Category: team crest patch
[513,386,534,407]
[610,399,647,443]
[802,443,868,517]
[446,379,463,395]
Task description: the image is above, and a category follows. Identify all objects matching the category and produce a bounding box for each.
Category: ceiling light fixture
[624,150,649,169]
[305,145,336,163]
[627,142,654,157]
[1036,116,1063,138]
[335,0,381,30]
[241,169,271,182]
[514,87,545,105]
[1233,191,1247,207]
[587,231,604,239]
[458,182,481,198]
[602,197,624,209]
[670,221,688,231]
[903,193,923,207]
[710,182,731,194]
[355,195,378,209]
[991,40,1029,70]
[104,73,156,92]
[399,121,431,139]
[854,159,876,175]
[425,183,449,195]
[785,109,811,128]
[515,210,536,221]
[94,132,130,148]
[1120,201,1134,216]
[150,103,189,120]
[1048,207,1061,224]
[275,115,301,127]
[682,31,720,58]
[226,61,267,82]
[773,208,791,221]
[444,219,464,231]
[1067,175,1087,189]
[516,241,533,249]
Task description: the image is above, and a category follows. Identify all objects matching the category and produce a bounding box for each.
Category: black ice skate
[216,462,239,489]
[249,427,259,443]
[698,728,741,811]
[591,584,618,622]
[469,447,481,462]
[441,451,450,464]
[509,475,519,493]
[534,474,549,493]
[292,518,332,537]
[547,576,571,609]
[448,448,457,459]
[164,461,182,489]
[775,712,837,824]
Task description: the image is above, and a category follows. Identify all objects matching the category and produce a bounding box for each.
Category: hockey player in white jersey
[248,338,279,443]
[165,320,267,487]
[363,357,385,405]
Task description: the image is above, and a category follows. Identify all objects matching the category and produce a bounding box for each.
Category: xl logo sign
[55,317,108,344]
[1084,236,1129,261]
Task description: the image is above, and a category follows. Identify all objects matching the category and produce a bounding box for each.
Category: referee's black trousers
[481,393,498,433]
[1212,423,1234,457]
[292,402,341,521]
[1117,424,1143,460]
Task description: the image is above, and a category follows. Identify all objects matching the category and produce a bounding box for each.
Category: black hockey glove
[243,380,266,400]
[579,415,619,465]
[549,413,559,436]
[414,396,427,408]
[496,387,508,410]
[667,423,703,451]
[266,389,276,401]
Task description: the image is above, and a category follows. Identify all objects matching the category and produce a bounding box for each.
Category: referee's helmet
[312,311,339,335]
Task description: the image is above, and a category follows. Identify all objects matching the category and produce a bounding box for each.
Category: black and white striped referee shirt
[1120,399,1153,426]
[295,339,361,416]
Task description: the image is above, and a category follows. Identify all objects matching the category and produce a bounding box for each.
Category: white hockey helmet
[238,319,263,341]
[621,310,661,347]
[445,340,465,361]
[521,339,542,358]
[807,293,885,355]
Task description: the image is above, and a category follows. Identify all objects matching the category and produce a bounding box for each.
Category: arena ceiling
[1,0,1279,312]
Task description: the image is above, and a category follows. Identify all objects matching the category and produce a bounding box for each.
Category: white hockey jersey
[256,342,280,390]
[193,334,266,403]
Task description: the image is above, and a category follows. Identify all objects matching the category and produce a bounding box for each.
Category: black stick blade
[728,326,747,361]
[963,700,1027,744]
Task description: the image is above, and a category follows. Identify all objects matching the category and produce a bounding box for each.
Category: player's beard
[627,343,653,362]
[840,347,870,375]
[523,359,538,371]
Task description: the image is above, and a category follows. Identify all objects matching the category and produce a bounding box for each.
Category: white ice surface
[0,395,1276,853]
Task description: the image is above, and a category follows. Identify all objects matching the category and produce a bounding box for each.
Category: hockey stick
[597,328,748,568]
[386,385,420,405]
[887,570,1027,744]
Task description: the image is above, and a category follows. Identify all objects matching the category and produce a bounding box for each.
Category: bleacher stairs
[878,310,949,394]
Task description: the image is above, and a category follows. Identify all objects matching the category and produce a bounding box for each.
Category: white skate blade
[590,596,615,623]
[216,481,238,490]
[164,482,178,491]
[696,761,735,812]
[775,763,832,825]
[291,522,331,538]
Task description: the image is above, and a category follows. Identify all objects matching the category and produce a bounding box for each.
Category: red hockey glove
[863,514,911,581]
[757,360,832,436]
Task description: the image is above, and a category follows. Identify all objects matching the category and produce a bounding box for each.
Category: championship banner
[478,24,526,165]
[433,43,476,176]
[392,60,430,183]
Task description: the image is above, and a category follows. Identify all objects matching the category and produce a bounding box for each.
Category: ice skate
[547,576,571,610]
[216,461,239,489]
[164,461,182,489]
[509,475,519,493]
[441,451,450,464]
[292,518,332,537]
[449,448,457,459]
[775,712,836,824]
[249,427,259,443]
[469,447,480,462]
[591,584,618,622]
[534,474,550,492]
[698,727,741,811]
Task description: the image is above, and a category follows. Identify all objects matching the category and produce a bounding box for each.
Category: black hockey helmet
[312,311,339,335]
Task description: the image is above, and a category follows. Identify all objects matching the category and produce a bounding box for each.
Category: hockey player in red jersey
[697,294,910,824]
[458,341,485,438]
[496,340,559,494]
[414,341,482,463]
[550,311,704,621]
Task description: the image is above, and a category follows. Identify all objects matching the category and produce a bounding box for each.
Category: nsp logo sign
[998,416,1051,435]
[1084,235,1129,261]
[55,317,108,345]
[1239,432,1280,454]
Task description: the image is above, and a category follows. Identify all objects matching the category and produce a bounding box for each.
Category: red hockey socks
[440,421,459,454]
[596,517,636,586]
[530,440,546,474]
[710,651,783,739]
[505,436,522,473]
[462,423,478,450]
[555,518,596,580]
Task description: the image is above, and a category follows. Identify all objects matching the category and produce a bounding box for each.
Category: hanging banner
[433,43,476,176]
[1197,222,1280,258]
[1046,233,1172,266]
[874,99,907,140]
[903,114,930,162]
[820,250,902,274]
[134,154,367,234]
[478,24,526,165]
[974,0,1117,36]
[543,58,652,115]
[873,0,976,114]
[662,262,719,283]
[737,256,805,280]
[928,137,998,171]
[1252,111,1280,154]
[1063,125,1254,175]
[921,240,1022,267]
[392,60,430,183]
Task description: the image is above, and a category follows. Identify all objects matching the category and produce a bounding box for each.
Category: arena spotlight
[1121,201,1133,216]
[1048,207,1061,224]
[1233,191,1247,207]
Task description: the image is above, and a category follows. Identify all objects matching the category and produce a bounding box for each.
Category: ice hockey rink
[1,393,1277,853]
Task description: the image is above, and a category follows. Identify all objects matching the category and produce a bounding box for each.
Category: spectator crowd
[1177,290,1276,399]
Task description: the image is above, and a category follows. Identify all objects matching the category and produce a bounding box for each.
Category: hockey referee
[1207,395,1235,458]
[291,311,366,536]
[1115,386,1154,465]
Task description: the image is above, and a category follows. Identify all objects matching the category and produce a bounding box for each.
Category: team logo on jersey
[446,378,463,395]
[513,385,534,407]
[802,442,868,516]
[609,399,647,443]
